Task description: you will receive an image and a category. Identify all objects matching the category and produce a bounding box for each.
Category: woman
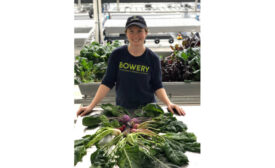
[77,15,185,116]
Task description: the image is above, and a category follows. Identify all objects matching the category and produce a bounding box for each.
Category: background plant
[161,33,200,82]
[74,41,121,84]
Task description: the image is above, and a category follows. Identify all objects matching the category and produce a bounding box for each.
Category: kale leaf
[74,145,87,166]
[90,148,116,168]
[134,103,164,117]
[101,104,130,117]
[163,142,189,166]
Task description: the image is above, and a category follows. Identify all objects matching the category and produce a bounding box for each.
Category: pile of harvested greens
[74,103,200,168]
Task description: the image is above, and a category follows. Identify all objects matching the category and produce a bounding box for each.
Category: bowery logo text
[119,61,150,74]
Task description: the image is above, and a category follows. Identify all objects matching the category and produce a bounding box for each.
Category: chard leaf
[101,118,120,128]
[86,127,120,148]
[117,145,144,168]
[146,154,182,168]
[74,145,87,166]
[90,149,115,168]
[74,134,95,147]
[135,103,164,117]
[139,146,182,168]
[101,104,129,117]
[82,114,103,127]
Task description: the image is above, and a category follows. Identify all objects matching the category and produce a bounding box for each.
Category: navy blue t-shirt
[101,45,163,109]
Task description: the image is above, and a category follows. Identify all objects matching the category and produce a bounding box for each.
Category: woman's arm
[77,49,119,117]
[155,88,185,115]
[77,84,110,116]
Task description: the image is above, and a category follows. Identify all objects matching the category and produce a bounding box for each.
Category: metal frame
[82,0,200,43]
[75,0,200,3]
[104,33,174,44]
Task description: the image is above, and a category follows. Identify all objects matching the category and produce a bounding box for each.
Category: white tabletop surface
[74,105,202,168]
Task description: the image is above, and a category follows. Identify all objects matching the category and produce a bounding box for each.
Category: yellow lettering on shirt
[119,61,150,74]
[123,63,129,69]
[129,64,137,71]
[136,65,141,71]
[119,62,124,69]
[141,66,145,72]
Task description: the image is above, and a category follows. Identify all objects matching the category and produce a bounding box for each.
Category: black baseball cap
[125,15,147,29]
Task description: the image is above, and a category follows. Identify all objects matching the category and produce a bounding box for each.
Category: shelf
[104,18,200,34]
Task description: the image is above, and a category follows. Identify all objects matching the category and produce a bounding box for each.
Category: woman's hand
[167,103,186,116]
[76,105,94,117]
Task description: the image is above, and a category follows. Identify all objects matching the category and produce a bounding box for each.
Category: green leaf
[136,103,164,117]
[102,119,120,128]
[90,149,116,168]
[91,41,100,46]
[139,145,182,168]
[74,41,121,84]
[101,104,129,117]
[165,120,188,133]
[74,134,95,147]
[184,142,201,153]
[163,132,197,143]
[181,52,188,61]
[74,145,87,165]
[117,145,144,168]
[163,142,189,166]
[86,127,121,148]
[82,114,103,127]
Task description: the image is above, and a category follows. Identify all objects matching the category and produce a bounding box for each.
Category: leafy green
[101,118,120,128]
[138,144,182,168]
[86,127,121,148]
[82,114,103,127]
[134,103,164,117]
[164,120,187,133]
[82,114,121,129]
[140,112,187,133]
[74,134,97,165]
[184,142,201,153]
[101,104,130,117]
[74,41,121,84]
[74,103,200,167]
[117,144,145,168]
[161,132,200,153]
[74,145,87,165]
[163,142,189,166]
[90,148,116,168]
[163,132,197,143]
[162,34,200,82]
[74,134,96,147]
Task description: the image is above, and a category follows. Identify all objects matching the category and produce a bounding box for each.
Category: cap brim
[126,22,146,29]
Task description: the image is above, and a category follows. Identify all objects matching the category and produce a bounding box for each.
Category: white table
[74,105,202,168]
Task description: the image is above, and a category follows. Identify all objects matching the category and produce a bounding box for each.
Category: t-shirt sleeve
[151,55,163,92]
[101,52,118,89]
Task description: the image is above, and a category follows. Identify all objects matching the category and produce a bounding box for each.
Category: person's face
[126,26,148,46]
